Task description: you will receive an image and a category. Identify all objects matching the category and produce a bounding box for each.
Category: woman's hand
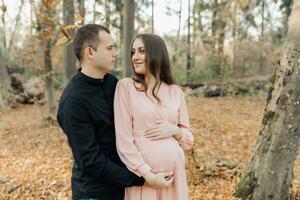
[143,169,174,188]
[144,120,182,140]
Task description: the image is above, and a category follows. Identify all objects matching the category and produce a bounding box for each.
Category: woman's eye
[140,49,145,54]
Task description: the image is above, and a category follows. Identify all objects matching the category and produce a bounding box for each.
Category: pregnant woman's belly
[135,137,185,172]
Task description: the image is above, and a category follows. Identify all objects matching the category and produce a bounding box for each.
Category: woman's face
[131,38,147,75]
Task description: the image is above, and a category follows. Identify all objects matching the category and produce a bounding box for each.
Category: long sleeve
[114,80,152,177]
[57,96,144,187]
[177,88,194,150]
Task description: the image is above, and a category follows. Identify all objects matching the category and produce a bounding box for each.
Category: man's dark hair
[73,24,110,62]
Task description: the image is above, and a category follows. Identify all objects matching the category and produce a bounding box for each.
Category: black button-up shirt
[57,71,144,200]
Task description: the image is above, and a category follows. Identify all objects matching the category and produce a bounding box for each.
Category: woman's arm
[176,88,194,150]
[114,80,152,177]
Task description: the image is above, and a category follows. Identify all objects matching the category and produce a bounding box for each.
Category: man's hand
[144,120,182,140]
[143,168,174,188]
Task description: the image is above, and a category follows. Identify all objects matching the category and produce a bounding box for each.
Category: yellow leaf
[55,36,70,46]
[75,15,84,23]
[45,0,52,7]
[66,39,74,46]
[63,24,78,30]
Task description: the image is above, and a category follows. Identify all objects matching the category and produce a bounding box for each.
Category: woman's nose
[132,52,138,60]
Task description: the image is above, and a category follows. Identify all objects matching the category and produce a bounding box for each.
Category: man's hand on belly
[143,169,174,188]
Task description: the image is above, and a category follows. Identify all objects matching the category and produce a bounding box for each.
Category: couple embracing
[57,24,194,200]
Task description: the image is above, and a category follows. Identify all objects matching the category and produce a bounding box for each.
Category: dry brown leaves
[0,97,299,199]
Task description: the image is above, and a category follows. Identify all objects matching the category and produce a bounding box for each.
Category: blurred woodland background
[1,0,300,200]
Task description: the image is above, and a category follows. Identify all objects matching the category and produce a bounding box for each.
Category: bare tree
[8,0,24,52]
[151,0,154,33]
[0,48,11,94]
[235,1,300,199]
[186,0,191,83]
[77,0,85,24]
[123,0,135,77]
[172,0,182,64]
[63,0,77,85]
[105,0,111,28]
[1,0,7,48]
[34,0,61,119]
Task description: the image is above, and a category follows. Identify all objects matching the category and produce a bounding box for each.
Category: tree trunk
[172,0,182,64]
[151,0,154,33]
[123,0,135,77]
[232,1,237,76]
[0,48,11,91]
[77,0,85,24]
[93,0,96,23]
[1,0,7,48]
[8,0,24,52]
[235,1,300,199]
[105,0,110,28]
[63,0,77,85]
[261,0,265,38]
[186,0,191,83]
[44,41,56,117]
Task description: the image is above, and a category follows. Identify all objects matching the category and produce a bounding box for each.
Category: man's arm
[57,96,144,187]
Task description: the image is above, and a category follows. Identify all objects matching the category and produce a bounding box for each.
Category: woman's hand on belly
[143,120,182,140]
[143,170,174,188]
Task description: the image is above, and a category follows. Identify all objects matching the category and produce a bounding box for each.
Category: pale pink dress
[114,78,194,200]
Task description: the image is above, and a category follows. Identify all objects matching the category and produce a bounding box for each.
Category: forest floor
[1,96,300,200]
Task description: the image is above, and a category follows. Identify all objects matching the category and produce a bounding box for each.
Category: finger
[148,134,167,140]
[160,172,173,177]
[144,132,158,138]
[152,168,165,173]
[144,126,160,134]
[165,177,174,185]
[164,174,174,181]
[144,131,160,138]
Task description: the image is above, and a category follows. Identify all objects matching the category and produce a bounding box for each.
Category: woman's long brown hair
[130,33,175,103]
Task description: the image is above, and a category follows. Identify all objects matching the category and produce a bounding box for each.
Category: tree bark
[0,48,11,91]
[1,0,6,48]
[77,0,85,24]
[63,0,77,85]
[151,0,154,33]
[186,0,191,83]
[123,0,135,77]
[105,0,111,28]
[235,1,300,199]
[172,0,182,64]
[44,40,56,116]
[8,0,24,52]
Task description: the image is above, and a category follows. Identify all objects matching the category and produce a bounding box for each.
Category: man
[57,24,173,200]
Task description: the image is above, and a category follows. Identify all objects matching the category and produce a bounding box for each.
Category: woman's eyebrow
[132,46,144,50]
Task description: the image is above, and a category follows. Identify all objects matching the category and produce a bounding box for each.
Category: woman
[114,33,194,200]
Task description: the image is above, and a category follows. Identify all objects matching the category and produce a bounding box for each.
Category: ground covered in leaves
[1,97,300,199]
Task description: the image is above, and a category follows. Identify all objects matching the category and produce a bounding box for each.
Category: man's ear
[84,47,94,60]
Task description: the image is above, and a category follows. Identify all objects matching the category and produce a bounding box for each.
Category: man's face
[89,31,116,71]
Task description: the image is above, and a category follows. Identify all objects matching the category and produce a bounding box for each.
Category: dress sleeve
[114,80,152,177]
[177,87,194,150]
